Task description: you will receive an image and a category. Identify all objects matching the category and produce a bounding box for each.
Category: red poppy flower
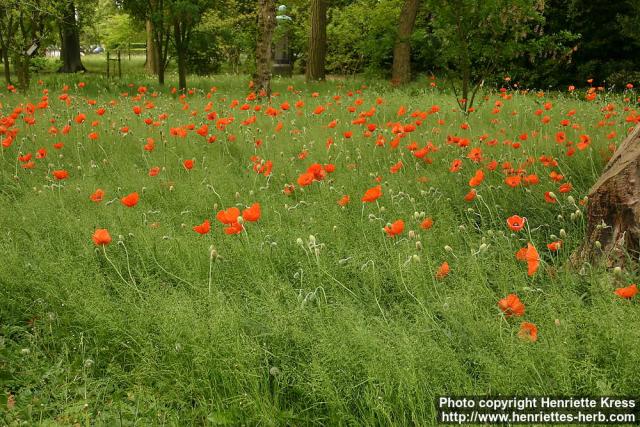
[420,218,434,230]
[525,243,540,276]
[121,192,139,207]
[547,241,562,252]
[242,203,261,222]
[518,322,538,342]
[183,159,194,170]
[193,219,211,235]
[216,207,240,225]
[362,185,382,202]
[53,170,69,180]
[506,215,525,232]
[464,189,477,201]
[338,195,350,206]
[90,189,105,203]
[498,294,525,317]
[614,284,638,299]
[384,219,404,237]
[436,261,450,279]
[92,228,112,246]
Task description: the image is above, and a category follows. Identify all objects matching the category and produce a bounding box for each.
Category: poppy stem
[208,251,214,295]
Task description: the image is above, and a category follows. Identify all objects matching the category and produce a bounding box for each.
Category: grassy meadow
[1,72,639,425]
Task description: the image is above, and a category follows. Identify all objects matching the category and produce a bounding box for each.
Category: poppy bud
[550,234,558,240]
[416,241,423,251]
[296,238,304,246]
[236,216,244,225]
[558,215,564,221]
[613,266,622,276]
[413,212,420,220]
[309,235,316,246]
[169,185,174,191]
[458,225,466,231]
[479,243,488,253]
[548,192,557,200]
[595,241,602,249]
[567,196,575,205]
[574,209,582,218]
[408,230,416,240]
[379,206,386,213]
[235,192,240,199]
[444,245,453,252]
[560,229,566,238]
[570,213,576,221]
[487,230,494,236]
[555,319,561,326]
[412,254,420,263]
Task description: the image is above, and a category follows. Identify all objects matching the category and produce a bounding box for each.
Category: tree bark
[391,0,419,85]
[174,20,187,90]
[255,0,276,97]
[572,124,640,267]
[58,0,86,73]
[145,20,158,75]
[306,0,327,82]
[1,48,9,84]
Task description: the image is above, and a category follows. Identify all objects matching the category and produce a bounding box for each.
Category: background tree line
[1,0,639,93]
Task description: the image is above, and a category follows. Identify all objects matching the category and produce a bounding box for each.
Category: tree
[119,0,171,84]
[431,0,570,112]
[145,20,158,74]
[391,0,419,85]
[255,0,276,96]
[572,124,640,268]
[58,0,86,73]
[0,2,17,84]
[305,0,326,81]
[169,0,209,90]
[0,0,50,89]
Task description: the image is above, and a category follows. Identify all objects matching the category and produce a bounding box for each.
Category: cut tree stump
[572,124,640,267]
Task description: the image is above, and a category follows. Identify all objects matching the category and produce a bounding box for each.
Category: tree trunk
[174,21,187,91]
[1,48,9,85]
[145,20,158,75]
[306,0,327,82]
[58,0,85,73]
[572,124,640,267]
[255,0,276,97]
[391,0,419,85]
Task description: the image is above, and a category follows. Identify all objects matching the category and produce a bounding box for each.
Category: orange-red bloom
[216,207,240,224]
[384,219,405,237]
[436,261,450,279]
[362,185,382,202]
[242,203,261,222]
[518,322,538,342]
[614,284,638,299]
[53,170,69,180]
[525,243,540,276]
[90,189,105,203]
[193,219,211,235]
[506,215,525,232]
[92,228,112,246]
[498,294,525,317]
[420,218,434,230]
[121,192,139,207]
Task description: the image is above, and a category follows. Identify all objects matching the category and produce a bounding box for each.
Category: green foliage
[326,0,402,76]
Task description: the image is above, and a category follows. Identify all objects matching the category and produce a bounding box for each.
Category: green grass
[1,72,639,425]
